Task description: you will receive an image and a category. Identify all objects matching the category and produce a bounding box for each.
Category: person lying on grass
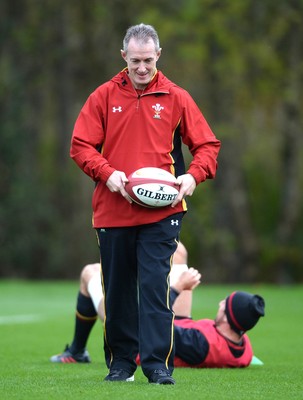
[50,242,265,368]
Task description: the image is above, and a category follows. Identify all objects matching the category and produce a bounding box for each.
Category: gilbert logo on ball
[125,167,180,208]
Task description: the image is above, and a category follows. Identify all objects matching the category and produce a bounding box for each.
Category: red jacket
[71,69,221,227]
[173,319,253,368]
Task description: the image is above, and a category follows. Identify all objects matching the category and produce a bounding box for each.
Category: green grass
[0,281,302,399]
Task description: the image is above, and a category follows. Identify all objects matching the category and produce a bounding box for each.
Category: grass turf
[0,280,302,399]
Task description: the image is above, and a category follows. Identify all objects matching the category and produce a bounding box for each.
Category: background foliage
[1,0,302,282]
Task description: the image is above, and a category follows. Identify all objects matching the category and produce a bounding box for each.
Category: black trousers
[96,212,183,378]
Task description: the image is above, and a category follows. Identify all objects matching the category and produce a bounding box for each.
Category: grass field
[0,280,302,400]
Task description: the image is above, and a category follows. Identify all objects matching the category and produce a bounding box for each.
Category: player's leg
[85,263,105,321]
[50,263,101,363]
[97,227,138,380]
[137,213,183,383]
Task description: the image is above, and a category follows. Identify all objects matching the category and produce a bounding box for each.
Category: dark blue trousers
[96,212,183,378]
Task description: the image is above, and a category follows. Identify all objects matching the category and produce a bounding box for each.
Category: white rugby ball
[125,167,179,208]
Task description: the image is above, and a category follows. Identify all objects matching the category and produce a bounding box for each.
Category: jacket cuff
[99,165,116,183]
[187,167,206,184]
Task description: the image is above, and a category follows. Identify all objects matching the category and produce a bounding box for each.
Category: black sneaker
[148,369,175,385]
[104,369,135,382]
[50,345,91,363]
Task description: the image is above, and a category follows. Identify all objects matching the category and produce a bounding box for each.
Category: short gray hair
[123,23,160,52]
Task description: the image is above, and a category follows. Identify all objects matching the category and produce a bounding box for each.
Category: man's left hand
[171,173,196,207]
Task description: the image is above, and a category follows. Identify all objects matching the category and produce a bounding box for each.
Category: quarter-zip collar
[111,68,175,96]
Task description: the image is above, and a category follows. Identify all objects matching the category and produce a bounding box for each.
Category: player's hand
[106,170,132,204]
[171,173,196,208]
[172,267,202,292]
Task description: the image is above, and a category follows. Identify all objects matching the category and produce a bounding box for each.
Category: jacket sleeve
[174,325,210,365]
[179,91,221,184]
[70,90,116,183]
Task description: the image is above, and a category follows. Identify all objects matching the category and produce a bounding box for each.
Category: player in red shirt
[50,242,265,369]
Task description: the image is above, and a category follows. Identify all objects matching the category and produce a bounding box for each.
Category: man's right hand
[106,170,133,204]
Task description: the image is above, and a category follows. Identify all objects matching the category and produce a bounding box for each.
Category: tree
[0,0,302,282]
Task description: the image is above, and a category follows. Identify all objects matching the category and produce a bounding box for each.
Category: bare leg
[80,263,105,321]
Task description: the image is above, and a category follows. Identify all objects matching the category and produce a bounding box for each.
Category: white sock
[87,273,103,313]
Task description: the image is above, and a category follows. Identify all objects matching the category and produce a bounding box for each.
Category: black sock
[69,292,98,354]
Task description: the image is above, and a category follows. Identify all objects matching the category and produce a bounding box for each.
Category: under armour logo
[112,106,122,113]
[171,220,179,226]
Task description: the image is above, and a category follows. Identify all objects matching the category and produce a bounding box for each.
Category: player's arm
[171,268,201,293]
[174,325,209,365]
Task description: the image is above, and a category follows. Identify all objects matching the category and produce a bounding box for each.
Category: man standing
[70,23,221,384]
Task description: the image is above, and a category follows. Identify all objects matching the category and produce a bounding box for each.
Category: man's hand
[106,170,133,204]
[172,267,201,293]
[171,173,196,207]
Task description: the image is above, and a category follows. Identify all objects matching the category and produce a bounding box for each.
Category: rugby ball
[125,167,179,208]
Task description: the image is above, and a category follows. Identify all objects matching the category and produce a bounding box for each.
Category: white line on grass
[0,315,43,325]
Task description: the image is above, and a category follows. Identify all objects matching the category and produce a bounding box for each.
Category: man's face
[215,299,226,325]
[121,38,161,90]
